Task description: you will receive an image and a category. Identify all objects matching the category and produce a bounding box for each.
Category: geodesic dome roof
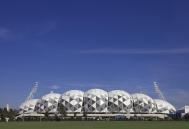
[154,99,176,114]
[19,99,39,114]
[84,89,108,113]
[36,91,61,113]
[108,90,133,113]
[61,90,84,112]
[132,93,156,113]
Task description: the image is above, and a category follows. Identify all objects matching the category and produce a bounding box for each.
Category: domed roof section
[131,93,156,113]
[154,99,176,113]
[37,91,61,113]
[19,99,39,113]
[61,90,84,113]
[42,91,61,101]
[108,90,133,113]
[108,90,131,98]
[62,90,84,97]
[20,99,39,109]
[84,89,108,97]
[84,89,108,113]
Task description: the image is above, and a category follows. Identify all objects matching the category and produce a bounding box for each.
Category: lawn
[0,121,189,129]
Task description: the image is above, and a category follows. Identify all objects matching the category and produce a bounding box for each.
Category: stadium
[18,85,177,120]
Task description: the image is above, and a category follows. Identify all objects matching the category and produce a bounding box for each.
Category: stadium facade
[19,88,176,118]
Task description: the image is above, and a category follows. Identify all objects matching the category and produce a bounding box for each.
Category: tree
[184,113,189,120]
[44,110,50,121]
[83,110,87,120]
[57,103,67,118]
[0,108,3,121]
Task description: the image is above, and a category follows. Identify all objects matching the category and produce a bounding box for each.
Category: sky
[0,0,189,108]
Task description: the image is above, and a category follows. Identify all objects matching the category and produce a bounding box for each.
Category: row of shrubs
[1,107,189,122]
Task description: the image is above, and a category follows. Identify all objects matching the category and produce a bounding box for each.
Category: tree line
[0,107,18,121]
[1,105,189,121]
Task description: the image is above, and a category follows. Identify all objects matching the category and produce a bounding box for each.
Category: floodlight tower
[153,81,167,101]
[25,82,38,102]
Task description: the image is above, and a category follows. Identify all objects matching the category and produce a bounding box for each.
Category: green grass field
[0,121,189,129]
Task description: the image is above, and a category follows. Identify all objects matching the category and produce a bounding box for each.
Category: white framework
[20,99,39,114]
[108,90,133,113]
[154,99,176,114]
[83,89,108,113]
[36,91,61,113]
[61,90,84,113]
[132,93,157,113]
[25,82,38,102]
[153,82,166,101]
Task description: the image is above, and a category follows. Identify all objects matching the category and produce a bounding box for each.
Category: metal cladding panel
[19,99,39,113]
[36,92,61,113]
[108,90,133,113]
[132,93,157,113]
[154,99,176,114]
[61,90,84,113]
[84,89,108,113]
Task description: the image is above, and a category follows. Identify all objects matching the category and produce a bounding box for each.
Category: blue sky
[0,0,189,108]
